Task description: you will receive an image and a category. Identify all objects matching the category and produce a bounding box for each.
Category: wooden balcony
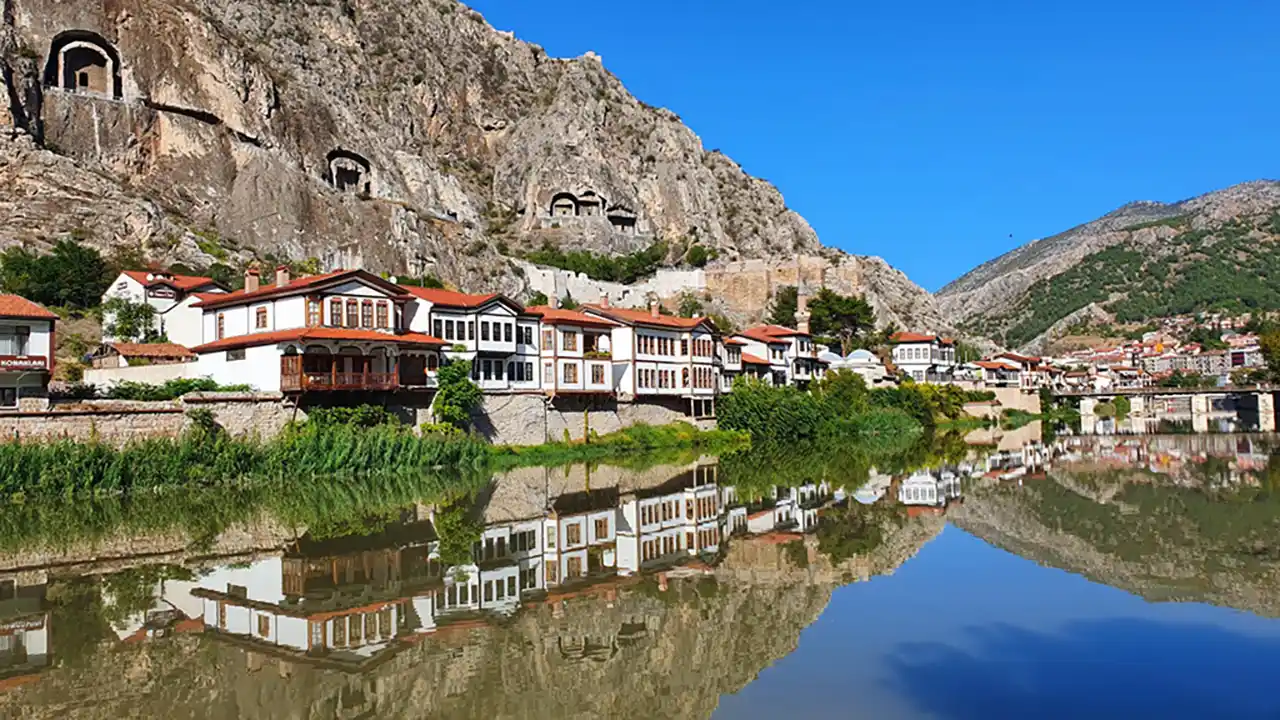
[281,355,399,392]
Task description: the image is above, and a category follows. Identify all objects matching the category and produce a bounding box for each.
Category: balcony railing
[281,356,398,392]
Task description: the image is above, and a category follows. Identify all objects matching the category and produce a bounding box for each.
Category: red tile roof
[402,286,511,309]
[741,352,771,365]
[194,270,409,310]
[123,270,220,292]
[735,327,793,345]
[975,360,1019,371]
[584,305,715,330]
[524,306,619,329]
[724,337,748,346]
[995,351,1041,364]
[891,332,953,345]
[105,342,195,359]
[191,327,445,354]
[0,294,57,320]
[753,323,810,337]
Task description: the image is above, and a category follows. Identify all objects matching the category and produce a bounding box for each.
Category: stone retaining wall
[0,392,301,444]
[471,393,713,446]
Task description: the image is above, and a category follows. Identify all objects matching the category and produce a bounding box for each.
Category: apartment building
[733,324,823,387]
[403,287,540,393]
[890,332,956,383]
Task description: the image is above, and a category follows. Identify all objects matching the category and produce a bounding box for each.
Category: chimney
[550,295,558,309]
[649,300,660,318]
[244,265,260,293]
[600,295,610,308]
[795,293,811,334]
[275,264,291,287]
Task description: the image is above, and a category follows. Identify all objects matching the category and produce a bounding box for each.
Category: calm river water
[2,428,1279,718]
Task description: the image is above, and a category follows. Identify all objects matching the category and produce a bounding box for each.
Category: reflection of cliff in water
[0,461,944,719]
[952,434,1280,617]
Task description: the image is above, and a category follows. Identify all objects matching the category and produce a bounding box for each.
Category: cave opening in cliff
[607,205,638,234]
[326,149,372,195]
[42,31,122,99]
[578,191,604,217]
[550,192,579,218]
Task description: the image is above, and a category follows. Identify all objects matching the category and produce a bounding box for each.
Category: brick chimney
[549,294,558,309]
[244,265,260,293]
[275,264,291,287]
[649,300,660,318]
[600,294,610,308]
[795,293,811,335]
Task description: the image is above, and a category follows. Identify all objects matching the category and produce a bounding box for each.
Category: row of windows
[638,367,716,390]
[641,499,681,526]
[641,534,681,562]
[324,607,394,647]
[475,359,534,383]
[638,335,683,356]
[544,555,585,583]
[538,361,608,386]
[692,337,715,357]
[432,318,533,344]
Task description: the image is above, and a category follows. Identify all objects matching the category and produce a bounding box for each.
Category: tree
[808,288,875,355]
[767,285,798,327]
[676,291,704,318]
[812,368,870,417]
[1259,330,1280,380]
[526,290,549,307]
[0,239,112,309]
[102,297,161,342]
[708,312,736,335]
[559,292,580,310]
[432,360,483,430]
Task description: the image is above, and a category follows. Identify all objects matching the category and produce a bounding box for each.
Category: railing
[280,359,398,392]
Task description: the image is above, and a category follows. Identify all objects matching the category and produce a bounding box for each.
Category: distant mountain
[938,181,1280,350]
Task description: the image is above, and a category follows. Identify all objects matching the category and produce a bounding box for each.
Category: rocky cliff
[937,181,1280,349]
[0,0,944,327]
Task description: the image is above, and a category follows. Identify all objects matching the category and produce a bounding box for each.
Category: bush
[432,360,482,430]
[306,405,398,428]
[106,378,251,401]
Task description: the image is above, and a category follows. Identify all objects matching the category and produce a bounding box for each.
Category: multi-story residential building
[898,470,962,508]
[189,267,445,393]
[733,325,823,387]
[404,287,540,393]
[0,295,57,409]
[720,337,745,391]
[101,270,225,347]
[732,327,789,386]
[890,332,956,383]
[583,301,721,417]
[525,306,619,397]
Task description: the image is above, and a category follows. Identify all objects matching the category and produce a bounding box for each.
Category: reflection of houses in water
[616,463,724,575]
[1059,434,1275,486]
[0,572,50,686]
[744,482,831,534]
[897,470,962,508]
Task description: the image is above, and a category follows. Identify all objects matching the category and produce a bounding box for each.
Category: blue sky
[467,1,1280,292]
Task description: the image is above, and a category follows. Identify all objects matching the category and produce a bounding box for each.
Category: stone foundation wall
[470,393,713,446]
[0,392,301,444]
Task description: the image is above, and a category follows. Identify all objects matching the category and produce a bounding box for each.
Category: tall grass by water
[0,420,490,500]
[491,422,748,469]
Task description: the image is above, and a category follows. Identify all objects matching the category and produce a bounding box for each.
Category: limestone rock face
[0,0,944,326]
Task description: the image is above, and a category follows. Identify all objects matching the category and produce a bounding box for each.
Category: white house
[101,270,226,347]
[520,305,621,397]
[583,301,721,418]
[890,332,957,383]
[189,267,445,392]
[0,571,51,682]
[733,324,822,387]
[403,287,540,393]
[720,337,745,391]
[0,295,57,409]
[615,463,723,575]
[898,470,962,508]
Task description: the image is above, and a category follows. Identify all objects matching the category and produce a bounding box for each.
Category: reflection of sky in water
[713,526,1280,720]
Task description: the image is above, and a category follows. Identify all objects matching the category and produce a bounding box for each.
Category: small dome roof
[848,349,878,361]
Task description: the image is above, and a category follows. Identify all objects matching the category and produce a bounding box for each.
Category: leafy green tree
[432,360,483,430]
[708,312,736,335]
[0,239,112,309]
[1259,330,1280,380]
[559,292,580,310]
[526,290,549,306]
[812,368,871,417]
[767,285,798,327]
[677,291,704,318]
[808,288,875,354]
[102,297,161,342]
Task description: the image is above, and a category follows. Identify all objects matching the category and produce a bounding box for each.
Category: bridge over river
[1057,387,1278,433]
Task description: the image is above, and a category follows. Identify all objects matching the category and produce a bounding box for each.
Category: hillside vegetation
[966,209,1280,348]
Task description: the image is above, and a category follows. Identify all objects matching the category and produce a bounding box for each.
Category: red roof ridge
[122,270,221,292]
[402,286,508,309]
[741,352,770,365]
[105,342,195,358]
[0,294,58,320]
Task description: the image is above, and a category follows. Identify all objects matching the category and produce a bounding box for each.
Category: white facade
[732,325,822,387]
[891,334,957,383]
[101,271,224,347]
[0,298,56,408]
